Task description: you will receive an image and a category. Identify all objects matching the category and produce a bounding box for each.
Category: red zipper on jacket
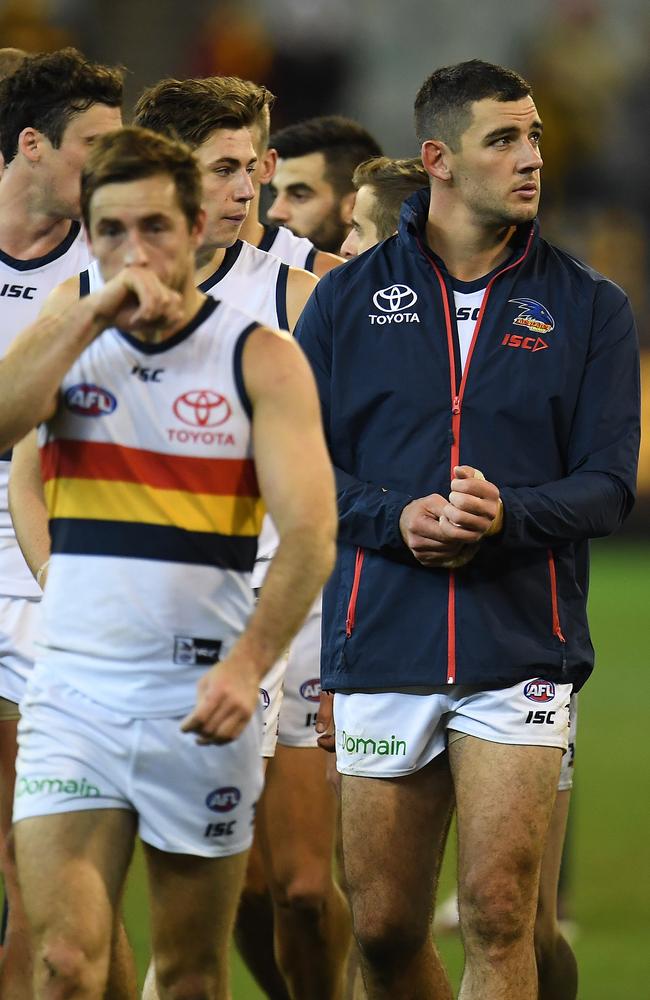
[345,547,365,638]
[418,229,535,683]
[546,549,566,644]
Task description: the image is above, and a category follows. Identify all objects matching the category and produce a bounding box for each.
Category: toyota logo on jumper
[173,390,231,428]
[373,284,418,312]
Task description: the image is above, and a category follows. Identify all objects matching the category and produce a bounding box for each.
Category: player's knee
[461,869,533,952]
[353,909,428,970]
[273,876,329,921]
[154,963,219,1000]
[38,937,106,993]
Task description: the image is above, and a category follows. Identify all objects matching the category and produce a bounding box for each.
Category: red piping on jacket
[416,227,535,683]
[345,548,365,638]
[547,549,566,643]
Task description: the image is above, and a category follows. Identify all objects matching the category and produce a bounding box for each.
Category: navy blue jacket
[296,190,640,693]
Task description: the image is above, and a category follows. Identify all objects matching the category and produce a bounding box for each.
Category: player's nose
[340,229,359,259]
[123,232,149,266]
[267,195,289,223]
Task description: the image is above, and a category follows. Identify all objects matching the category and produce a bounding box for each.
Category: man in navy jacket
[296,60,640,1000]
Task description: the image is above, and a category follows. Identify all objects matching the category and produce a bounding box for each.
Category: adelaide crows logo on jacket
[509,298,555,334]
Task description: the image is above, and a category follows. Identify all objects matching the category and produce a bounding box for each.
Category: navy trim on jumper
[198,242,243,293]
[0,222,82,271]
[276,263,289,330]
[233,322,259,419]
[117,297,217,355]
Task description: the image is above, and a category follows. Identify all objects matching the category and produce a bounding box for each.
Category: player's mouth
[223,213,247,224]
[513,182,538,199]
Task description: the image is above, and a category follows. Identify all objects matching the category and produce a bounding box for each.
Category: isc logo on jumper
[300,678,321,703]
[0,283,37,300]
[524,679,556,703]
[64,383,117,416]
[369,284,420,325]
[173,390,231,427]
[206,787,241,813]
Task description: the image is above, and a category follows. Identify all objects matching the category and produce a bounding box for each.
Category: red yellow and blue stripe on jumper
[40,439,264,571]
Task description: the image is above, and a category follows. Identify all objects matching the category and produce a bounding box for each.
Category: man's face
[267,151,349,252]
[340,185,381,258]
[40,103,123,218]
[446,96,543,226]
[193,127,257,251]
[88,173,202,292]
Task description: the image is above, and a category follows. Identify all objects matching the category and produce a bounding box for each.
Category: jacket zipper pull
[452,395,461,415]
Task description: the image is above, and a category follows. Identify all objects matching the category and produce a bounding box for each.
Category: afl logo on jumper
[369,285,420,325]
[206,787,241,813]
[64,384,117,416]
[173,390,231,428]
[524,679,556,703]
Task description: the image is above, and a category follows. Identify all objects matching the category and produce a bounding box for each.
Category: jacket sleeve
[497,283,640,548]
[296,279,413,554]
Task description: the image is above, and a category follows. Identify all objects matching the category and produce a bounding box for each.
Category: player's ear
[421,139,452,182]
[191,207,207,247]
[18,127,42,163]
[339,190,356,226]
[258,147,277,185]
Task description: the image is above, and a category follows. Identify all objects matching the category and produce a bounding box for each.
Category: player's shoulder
[539,236,630,311]
[316,235,399,300]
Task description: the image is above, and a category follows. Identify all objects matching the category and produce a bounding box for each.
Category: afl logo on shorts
[173,390,231,427]
[64,383,117,416]
[524,680,556,703]
[300,678,321,703]
[206,787,241,813]
[259,688,270,710]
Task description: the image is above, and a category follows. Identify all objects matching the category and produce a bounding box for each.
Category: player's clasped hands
[399,465,501,567]
[181,656,260,745]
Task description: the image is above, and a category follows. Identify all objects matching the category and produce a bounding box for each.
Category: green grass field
[118,541,650,996]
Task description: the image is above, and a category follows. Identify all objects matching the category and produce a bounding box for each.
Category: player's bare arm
[311,250,345,278]
[182,326,337,746]
[285,266,318,332]
[8,430,50,586]
[0,267,184,452]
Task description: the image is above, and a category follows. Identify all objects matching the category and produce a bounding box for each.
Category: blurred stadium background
[2,0,648,995]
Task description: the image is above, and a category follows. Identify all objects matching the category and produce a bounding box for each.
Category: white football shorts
[557,693,577,792]
[13,679,264,857]
[259,653,286,758]
[0,595,40,704]
[334,677,572,778]
[277,595,322,749]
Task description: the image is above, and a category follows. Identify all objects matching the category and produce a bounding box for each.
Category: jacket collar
[398,187,538,273]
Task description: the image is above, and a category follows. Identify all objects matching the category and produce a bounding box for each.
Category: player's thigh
[144,843,249,969]
[0,713,18,833]
[259,743,337,890]
[341,754,454,934]
[14,808,136,942]
[450,736,562,911]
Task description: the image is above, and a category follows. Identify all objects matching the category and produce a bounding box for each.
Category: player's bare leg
[258,743,351,1000]
[144,843,249,1000]
[341,754,454,1000]
[450,736,562,1000]
[234,829,290,1000]
[14,807,137,999]
[104,918,138,1000]
[535,788,578,1000]
[0,712,32,999]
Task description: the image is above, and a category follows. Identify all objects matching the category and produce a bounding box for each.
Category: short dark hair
[0,47,123,164]
[414,60,532,151]
[353,157,428,241]
[270,115,383,198]
[133,76,274,149]
[80,126,203,231]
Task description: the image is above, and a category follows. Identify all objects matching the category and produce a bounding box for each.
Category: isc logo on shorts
[205,787,240,813]
[300,678,321,703]
[524,680,556,703]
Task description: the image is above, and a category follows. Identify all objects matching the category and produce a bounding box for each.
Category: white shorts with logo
[259,653,286,758]
[0,595,40,704]
[277,596,322,749]
[334,677,572,778]
[13,680,264,857]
